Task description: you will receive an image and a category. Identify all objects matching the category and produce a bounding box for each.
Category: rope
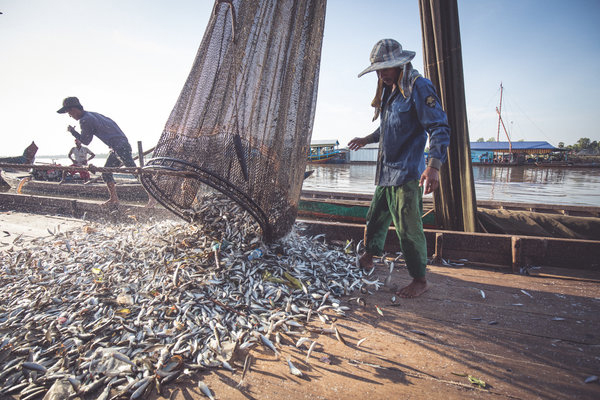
[213,0,236,42]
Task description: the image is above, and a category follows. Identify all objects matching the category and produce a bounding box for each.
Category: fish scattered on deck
[0,193,380,398]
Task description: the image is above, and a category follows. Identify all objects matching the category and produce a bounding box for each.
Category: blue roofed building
[470,141,563,164]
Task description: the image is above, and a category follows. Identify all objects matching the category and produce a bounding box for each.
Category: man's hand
[348,137,369,151]
[419,166,440,195]
[67,125,79,139]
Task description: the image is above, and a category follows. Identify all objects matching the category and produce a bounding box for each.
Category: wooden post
[137,141,144,167]
[511,236,522,273]
[419,0,478,233]
[432,232,444,264]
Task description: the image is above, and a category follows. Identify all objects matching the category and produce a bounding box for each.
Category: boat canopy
[310,139,339,148]
[470,141,561,154]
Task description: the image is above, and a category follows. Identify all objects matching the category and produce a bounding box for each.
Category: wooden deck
[1,192,599,272]
[1,208,598,399]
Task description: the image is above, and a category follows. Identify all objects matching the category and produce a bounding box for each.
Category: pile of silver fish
[0,194,377,399]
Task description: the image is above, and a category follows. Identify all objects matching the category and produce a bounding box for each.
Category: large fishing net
[141,0,327,241]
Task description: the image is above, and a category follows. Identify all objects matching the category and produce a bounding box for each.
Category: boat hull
[11,179,600,241]
[1,192,598,272]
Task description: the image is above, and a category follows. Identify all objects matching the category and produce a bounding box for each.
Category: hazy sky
[1,0,599,157]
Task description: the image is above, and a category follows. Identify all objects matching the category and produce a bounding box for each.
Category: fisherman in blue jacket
[57,97,136,205]
[348,39,450,298]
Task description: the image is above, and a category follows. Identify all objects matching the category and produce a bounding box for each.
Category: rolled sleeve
[427,157,442,170]
[413,79,450,165]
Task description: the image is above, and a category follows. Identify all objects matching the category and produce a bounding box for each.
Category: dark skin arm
[348,136,370,151]
[68,148,76,163]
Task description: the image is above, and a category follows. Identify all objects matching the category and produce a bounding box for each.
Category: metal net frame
[141,0,326,241]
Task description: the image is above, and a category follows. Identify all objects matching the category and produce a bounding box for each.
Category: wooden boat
[308,140,346,164]
[299,189,600,242]
[15,175,149,202]
[13,175,600,239]
[1,191,598,272]
[19,177,599,217]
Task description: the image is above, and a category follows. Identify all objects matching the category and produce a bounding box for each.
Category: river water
[36,157,600,207]
[302,164,600,207]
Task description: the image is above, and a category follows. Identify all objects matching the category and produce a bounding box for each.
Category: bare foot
[359,252,374,271]
[397,278,429,298]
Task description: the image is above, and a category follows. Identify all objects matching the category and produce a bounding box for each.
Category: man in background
[57,97,135,205]
[59,138,95,183]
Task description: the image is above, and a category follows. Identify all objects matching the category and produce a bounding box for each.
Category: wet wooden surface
[164,264,600,400]
[1,211,599,399]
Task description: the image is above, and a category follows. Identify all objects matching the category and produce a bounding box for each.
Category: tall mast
[495,82,512,154]
[496,82,503,142]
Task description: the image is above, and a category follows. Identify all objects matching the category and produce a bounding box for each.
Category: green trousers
[364,180,427,279]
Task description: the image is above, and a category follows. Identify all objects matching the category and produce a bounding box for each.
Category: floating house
[470,141,563,164]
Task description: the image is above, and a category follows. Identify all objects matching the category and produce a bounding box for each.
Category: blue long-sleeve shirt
[368,76,450,186]
[72,111,130,149]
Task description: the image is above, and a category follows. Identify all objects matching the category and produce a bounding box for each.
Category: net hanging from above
[141,0,327,241]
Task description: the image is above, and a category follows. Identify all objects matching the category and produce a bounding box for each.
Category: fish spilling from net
[0,192,377,398]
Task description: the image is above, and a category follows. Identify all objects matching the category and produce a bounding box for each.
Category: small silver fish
[521,289,533,298]
[259,334,280,356]
[306,340,318,362]
[112,351,136,368]
[130,376,153,400]
[238,354,253,387]
[198,381,215,399]
[286,358,303,377]
[334,326,347,345]
[22,362,47,374]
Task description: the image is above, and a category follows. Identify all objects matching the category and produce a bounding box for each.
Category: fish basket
[140,0,326,241]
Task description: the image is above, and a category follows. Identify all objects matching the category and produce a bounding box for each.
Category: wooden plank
[2,193,599,271]
[299,219,599,271]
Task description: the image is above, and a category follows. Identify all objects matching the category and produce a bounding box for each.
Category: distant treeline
[475,137,599,154]
[558,138,600,153]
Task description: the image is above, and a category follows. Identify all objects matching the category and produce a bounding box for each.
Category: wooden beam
[1,193,598,272]
[512,236,522,273]
[137,141,145,167]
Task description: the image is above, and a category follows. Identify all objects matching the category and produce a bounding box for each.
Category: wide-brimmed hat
[57,97,83,113]
[358,39,416,78]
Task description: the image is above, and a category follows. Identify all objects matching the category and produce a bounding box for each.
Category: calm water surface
[38,157,600,207]
[303,164,600,207]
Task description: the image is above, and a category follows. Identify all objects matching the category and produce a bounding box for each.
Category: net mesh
[141,0,326,241]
